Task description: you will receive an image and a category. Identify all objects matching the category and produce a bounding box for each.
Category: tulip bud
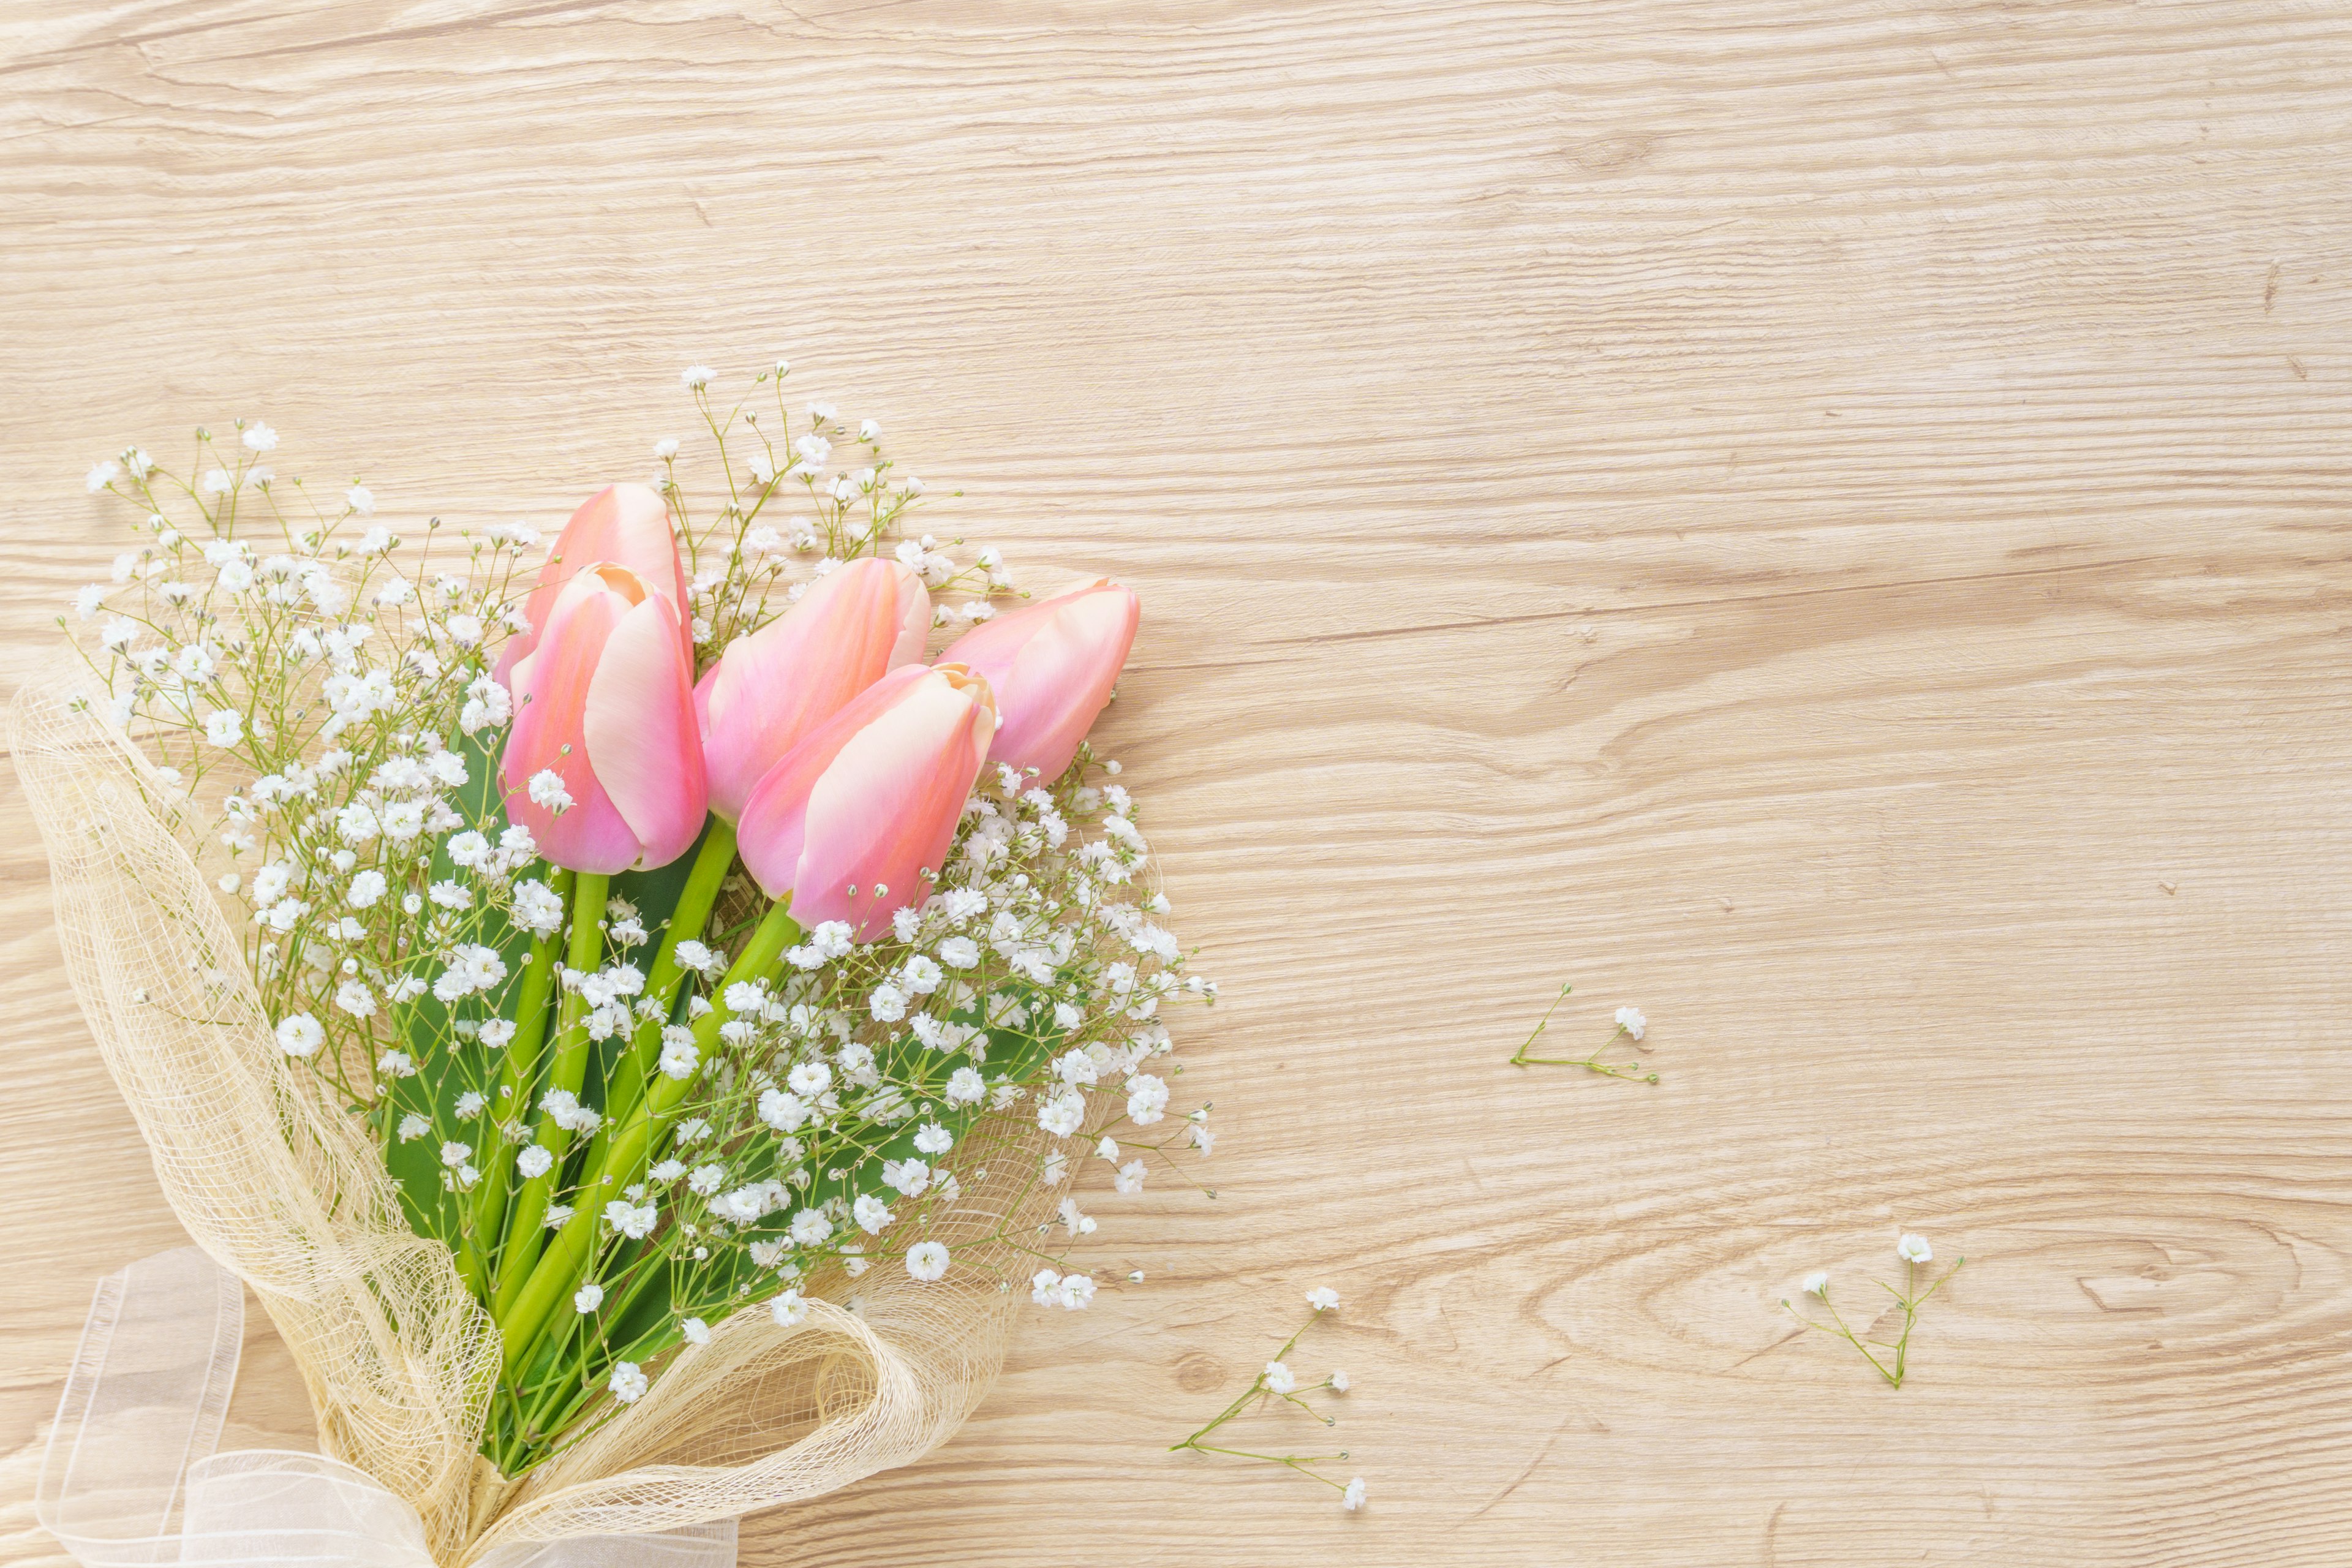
[940,579,1138,780]
[501,564,707,874]
[494,484,688,687]
[736,663,996,940]
[697,556,929,821]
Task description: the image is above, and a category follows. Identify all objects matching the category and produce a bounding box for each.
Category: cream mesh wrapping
[13,670,1058,1565]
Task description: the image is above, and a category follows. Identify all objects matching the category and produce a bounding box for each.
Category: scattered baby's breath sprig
[1782,1234,1964,1389]
[1172,1287,1364,1510]
[1509,983,1656,1083]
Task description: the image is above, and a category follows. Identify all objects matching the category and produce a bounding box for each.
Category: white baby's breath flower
[1803,1270,1829,1297]
[680,1316,710,1345]
[86,460,119,492]
[1307,1286,1340,1313]
[1125,1073,1169,1125]
[605,1199,657,1240]
[396,1114,430,1142]
[518,1145,554,1178]
[345,484,374,514]
[1897,1233,1933,1264]
[1037,1089,1084,1138]
[681,365,714,390]
[528,769,573,813]
[655,437,679,459]
[241,421,278,452]
[274,1014,323,1057]
[203,710,244,747]
[769,1289,809,1327]
[1616,1005,1646,1041]
[905,1240,949,1281]
[1330,1368,1351,1392]
[1343,1477,1366,1510]
[1263,1361,1296,1395]
[574,1282,605,1313]
[607,1361,647,1403]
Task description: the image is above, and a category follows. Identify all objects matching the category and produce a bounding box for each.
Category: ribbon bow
[35,1249,736,1568]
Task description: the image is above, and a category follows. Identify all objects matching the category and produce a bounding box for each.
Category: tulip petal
[500,570,643,874]
[889,566,931,668]
[494,483,687,685]
[944,579,1137,780]
[701,557,930,820]
[582,592,708,870]
[794,668,995,939]
[734,665,933,900]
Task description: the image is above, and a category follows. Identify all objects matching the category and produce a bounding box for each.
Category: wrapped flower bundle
[21,374,1213,1566]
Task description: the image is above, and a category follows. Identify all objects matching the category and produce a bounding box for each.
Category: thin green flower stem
[589,820,737,1151]
[492,871,610,1316]
[1782,1256,1966,1389]
[1174,1444,1351,1489]
[458,883,573,1297]
[1510,987,1654,1082]
[497,900,801,1376]
[1171,1313,1321,1446]
[505,1243,687,1469]
[1168,1310,1348,1492]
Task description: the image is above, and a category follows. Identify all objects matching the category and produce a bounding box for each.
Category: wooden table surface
[4,3,2350,1563]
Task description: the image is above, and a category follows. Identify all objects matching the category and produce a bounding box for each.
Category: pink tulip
[940,579,1139,780]
[697,557,930,821]
[501,564,707,874]
[494,484,688,687]
[735,663,996,940]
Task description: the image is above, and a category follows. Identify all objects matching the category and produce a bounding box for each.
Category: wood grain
[4,2,2351,1562]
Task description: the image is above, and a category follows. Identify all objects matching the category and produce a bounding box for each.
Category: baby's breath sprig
[1172,1288,1364,1510]
[1509,982,1656,1083]
[1782,1234,1965,1389]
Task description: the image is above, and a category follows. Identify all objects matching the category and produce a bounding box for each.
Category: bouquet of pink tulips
[27,371,1213,1553]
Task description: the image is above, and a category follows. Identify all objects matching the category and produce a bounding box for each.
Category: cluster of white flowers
[527,741,1213,1355]
[68,421,551,1117]
[657,366,1003,655]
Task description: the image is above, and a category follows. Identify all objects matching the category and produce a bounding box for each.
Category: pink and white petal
[796,671,992,939]
[582,594,709,870]
[734,665,932,900]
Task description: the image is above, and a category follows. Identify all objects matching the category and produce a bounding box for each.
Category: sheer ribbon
[37,1248,737,1568]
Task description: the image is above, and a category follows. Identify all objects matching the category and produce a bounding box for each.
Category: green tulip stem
[491,870,609,1317]
[585,819,738,1172]
[455,868,573,1298]
[497,897,801,1378]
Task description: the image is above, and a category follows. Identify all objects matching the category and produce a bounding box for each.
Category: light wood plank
[2,2,2350,1562]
